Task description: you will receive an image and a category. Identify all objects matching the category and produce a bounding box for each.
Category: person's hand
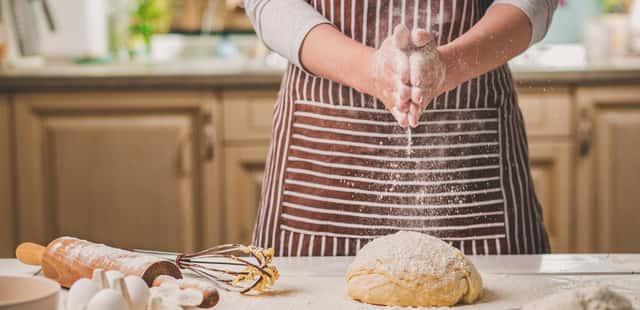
[369,24,413,127]
[367,26,446,128]
[406,29,447,128]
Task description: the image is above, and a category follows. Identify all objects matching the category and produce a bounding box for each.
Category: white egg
[152,275,177,287]
[148,296,182,310]
[148,296,163,310]
[112,277,132,309]
[87,289,128,310]
[67,278,101,310]
[124,276,150,310]
[105,270,124,288]
[154,281,181,298]
[174,288,203,307]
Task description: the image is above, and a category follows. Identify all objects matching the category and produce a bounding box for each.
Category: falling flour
[405,127,413,156]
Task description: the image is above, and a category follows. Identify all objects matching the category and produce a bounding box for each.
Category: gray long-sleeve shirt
[245,0,558,68]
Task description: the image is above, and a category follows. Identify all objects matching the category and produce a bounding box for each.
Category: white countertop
[2,255,640,309]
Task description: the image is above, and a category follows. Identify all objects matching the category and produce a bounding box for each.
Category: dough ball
[522,286,632,310]
[345,231,483,307]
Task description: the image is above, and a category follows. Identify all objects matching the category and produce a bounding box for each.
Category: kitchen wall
[543,0,601,44]
[35,0,109,57]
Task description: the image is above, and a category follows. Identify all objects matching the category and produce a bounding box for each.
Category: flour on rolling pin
[19,237,182,288]
[55,237,159,272]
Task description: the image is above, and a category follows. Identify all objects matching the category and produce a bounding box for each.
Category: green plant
[601,0,632,13]
[129,0,172,55]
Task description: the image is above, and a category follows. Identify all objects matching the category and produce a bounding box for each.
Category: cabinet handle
[578,109,592,158]
[202,111,215,161]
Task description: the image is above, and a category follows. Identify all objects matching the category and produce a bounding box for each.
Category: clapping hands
[370,24,446,128]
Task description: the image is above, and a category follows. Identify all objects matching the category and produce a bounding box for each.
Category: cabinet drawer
[517,87,572,137]
[223,91,278,142]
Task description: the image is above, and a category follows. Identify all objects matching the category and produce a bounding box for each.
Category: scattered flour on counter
[521,286,633,310]
[350,301,452,310]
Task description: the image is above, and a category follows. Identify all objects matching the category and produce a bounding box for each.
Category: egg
[152,275,178,287]
[105,270,124,288]
[148,296,182,310]
[112,277,133,309]
[174,288,203,307]
[124,276,150,310]
[87,289,128,310]
[153,280,181,298]
[67,278,101,310]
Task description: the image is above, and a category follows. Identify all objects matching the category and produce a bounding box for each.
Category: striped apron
[252,0,550,256]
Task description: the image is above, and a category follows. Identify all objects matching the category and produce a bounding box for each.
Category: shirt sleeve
[244,0,331,68]
[491,0,559,45]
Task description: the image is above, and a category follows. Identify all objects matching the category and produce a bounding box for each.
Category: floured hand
[370,24,413,128]
[407,29,446,128]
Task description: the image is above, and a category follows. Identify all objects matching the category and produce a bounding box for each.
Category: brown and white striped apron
[252,0,550,256]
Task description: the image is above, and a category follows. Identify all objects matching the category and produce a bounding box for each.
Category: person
[244,0,558,256]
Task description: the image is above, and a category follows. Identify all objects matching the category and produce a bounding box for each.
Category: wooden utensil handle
[16,242,45,266]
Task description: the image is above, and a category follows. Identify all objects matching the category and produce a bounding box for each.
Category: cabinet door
[14,92,222,252]
[223,90,276,142]
[222,90,276,244]
[576,86,640,253]
[518,87,574,253]
[0,97,15,257]
[518,87,572,138]
[224,145,269,244]
[529,142,572,253]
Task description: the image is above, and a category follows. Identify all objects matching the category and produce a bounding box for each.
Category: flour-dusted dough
[345,231,483,307]
[522,286,632,310]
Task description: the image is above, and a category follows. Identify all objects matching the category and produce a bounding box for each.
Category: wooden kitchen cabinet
[224,145,270,244]
[222,90,276,244]
[223,90,276,143]
[528,142,573,253]
[576,86,640,253]
[0,97,15,257]
[13,92,223,253]
[517,87,573,138]
[518,88,574,253]
[4,79,637,257]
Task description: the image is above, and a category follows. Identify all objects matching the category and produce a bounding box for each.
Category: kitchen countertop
[0,59,640,91]
[2,255,640,309]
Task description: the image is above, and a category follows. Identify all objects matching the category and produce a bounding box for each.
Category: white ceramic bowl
[0,276,60,310]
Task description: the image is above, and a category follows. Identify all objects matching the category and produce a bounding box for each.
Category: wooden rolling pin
[16,237,182,288]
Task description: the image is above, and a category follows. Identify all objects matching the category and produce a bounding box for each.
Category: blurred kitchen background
[1,0,639,257]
